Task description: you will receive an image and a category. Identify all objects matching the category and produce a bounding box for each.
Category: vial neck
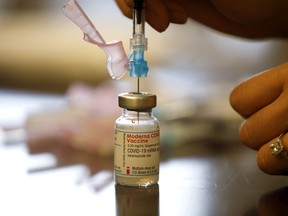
[123,109,152,117]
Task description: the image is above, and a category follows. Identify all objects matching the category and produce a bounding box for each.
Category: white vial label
[114,130,160,177]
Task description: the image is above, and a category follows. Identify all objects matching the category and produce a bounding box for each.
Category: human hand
[115,0,188,32]
[115,0,288,38]
[230,62,288,175]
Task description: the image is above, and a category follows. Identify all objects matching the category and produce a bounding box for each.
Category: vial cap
[118,92,156,110]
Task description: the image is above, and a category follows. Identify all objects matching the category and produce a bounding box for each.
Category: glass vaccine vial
[114,92,160,187]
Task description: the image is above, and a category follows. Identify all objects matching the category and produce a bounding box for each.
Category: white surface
[0,90,115,216]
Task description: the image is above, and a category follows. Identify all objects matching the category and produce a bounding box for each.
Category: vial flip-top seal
[118,92,156,111]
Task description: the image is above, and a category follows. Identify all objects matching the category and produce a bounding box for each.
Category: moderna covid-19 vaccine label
[114,129,160,177]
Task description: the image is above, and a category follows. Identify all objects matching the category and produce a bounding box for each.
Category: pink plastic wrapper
[63,0,129,79]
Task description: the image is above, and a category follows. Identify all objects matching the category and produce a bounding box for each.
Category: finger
[115,0,133,18]
[239,90,288,149]
[230,63,288,118]
[145,0,170,32]
[165,0,188,24]
[146,0,188,31]
[257,133,288,175]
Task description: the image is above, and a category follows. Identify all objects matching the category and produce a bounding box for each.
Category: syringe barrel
[133,0,145,35]
[131,0,147,50]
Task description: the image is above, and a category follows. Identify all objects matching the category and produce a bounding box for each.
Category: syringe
[129,0,149,93]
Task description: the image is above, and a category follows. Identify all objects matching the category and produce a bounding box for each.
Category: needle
[137,77,140,93]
